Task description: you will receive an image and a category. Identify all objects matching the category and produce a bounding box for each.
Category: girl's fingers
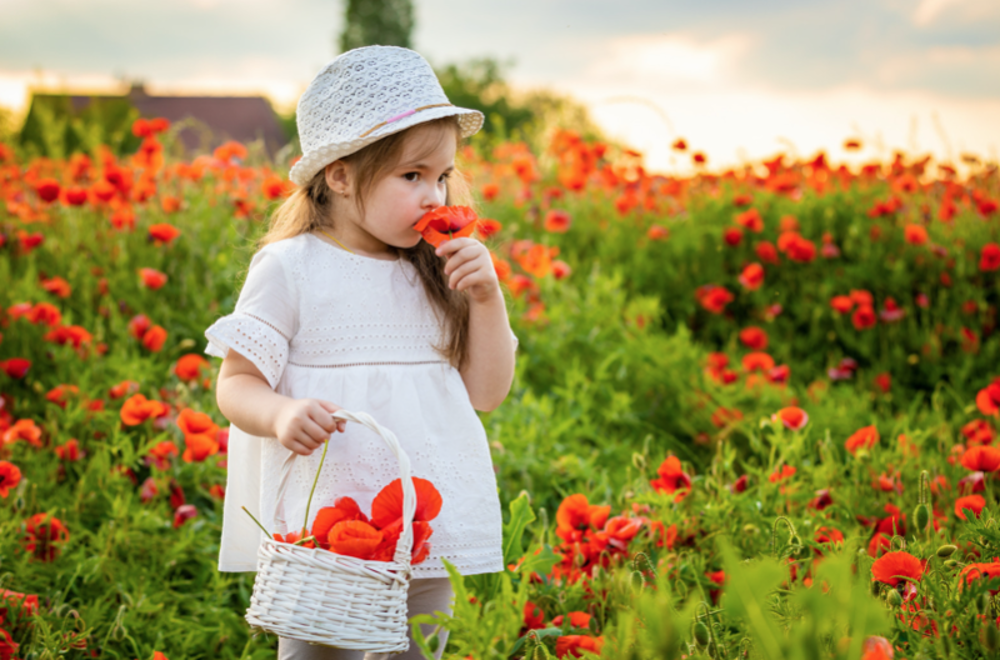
[448,260,484,289]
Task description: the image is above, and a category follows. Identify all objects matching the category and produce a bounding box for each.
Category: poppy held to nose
[414,206,478,248]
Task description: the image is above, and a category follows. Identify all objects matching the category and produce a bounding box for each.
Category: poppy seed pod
[886,589,903,607]
[913,503,931,533]
[937,544,958,558]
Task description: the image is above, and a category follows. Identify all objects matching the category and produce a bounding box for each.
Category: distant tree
[338,0,414,52]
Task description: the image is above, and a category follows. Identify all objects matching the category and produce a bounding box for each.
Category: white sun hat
[288,45,485,187]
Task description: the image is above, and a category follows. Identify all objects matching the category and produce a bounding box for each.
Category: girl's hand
[436,237,500,304]
[273,398,347,456]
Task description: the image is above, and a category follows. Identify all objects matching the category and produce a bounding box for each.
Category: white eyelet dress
[204,233,509,578]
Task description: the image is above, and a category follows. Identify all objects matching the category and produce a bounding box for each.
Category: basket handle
[272,410,417,566]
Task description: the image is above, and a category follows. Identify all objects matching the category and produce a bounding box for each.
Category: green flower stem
[301,433,333,537]
[241,506,271,538]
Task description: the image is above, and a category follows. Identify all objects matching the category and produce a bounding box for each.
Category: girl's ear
[324,161,351,196]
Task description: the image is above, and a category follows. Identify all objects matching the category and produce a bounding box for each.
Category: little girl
[204,46,516,660]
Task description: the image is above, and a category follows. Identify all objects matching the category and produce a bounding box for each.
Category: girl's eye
[403,172,419,182]
[438,172,452,183]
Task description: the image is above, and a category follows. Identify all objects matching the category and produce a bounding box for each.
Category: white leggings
[276,578,454,660]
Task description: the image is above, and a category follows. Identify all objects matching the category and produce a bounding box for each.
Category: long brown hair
[256,116,473,368]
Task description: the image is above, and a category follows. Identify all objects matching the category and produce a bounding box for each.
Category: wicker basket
[245,410,417,652]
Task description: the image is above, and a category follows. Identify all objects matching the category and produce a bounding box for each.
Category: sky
[1,0,999,173]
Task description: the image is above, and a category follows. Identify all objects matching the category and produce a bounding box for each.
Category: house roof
[32,86,288,155]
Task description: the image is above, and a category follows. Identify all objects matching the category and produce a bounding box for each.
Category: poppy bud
[532,642,553,660]
[979,593,993,614]
[886,589,903,607]
[871,580,883,597]
[694,621,711,646]
[944,559,959,569]
[913,503,930,533]
[936,544,958,558]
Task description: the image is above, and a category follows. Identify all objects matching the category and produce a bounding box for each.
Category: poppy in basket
[371,477,443,528]
[327,521,384,558]
[311,497,369,548]
[414,206,478,247]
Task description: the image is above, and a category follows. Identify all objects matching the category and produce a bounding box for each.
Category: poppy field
[1,120,1000,660]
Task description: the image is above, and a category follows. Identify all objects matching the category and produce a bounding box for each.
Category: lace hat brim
[288,105,484,187]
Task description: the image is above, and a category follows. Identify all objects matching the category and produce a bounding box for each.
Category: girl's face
[352,123,458,252]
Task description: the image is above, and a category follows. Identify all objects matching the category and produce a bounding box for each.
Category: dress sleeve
[204,249,298,390]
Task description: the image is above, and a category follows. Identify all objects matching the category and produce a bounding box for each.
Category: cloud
[585,33,754,90]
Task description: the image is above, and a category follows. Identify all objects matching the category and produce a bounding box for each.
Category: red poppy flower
[173,504,198,528]
[24,513,70,561]
[120,393,170,426]
[955,494,986,520]
[524,601,546,629]
[521,244,557,279]
[769,465,796,483]
[556,494,611,542]
[755,241,780,264]
[65,186,88,206]
[139,268,168,289]
[738,326,768,350]
[647,225,669,241]
[723,226,743,246]
[174,354,210,382]
[0,461,22,498]
[981,244,1000,272]
[555,635,604,658]
[551,611,591,630]
[128,314,151,339]
[862,636,893,660]
[414,206,478,248]
[34,178,61,203]
[370,477,442,529]
[109,380,140,399]
[772,406,809,431]
[959,562,1000,593]
[142,325,168,352]
[477,218,502,238]
[148,223,181,244]
[852,305,877,330]
[27,302,61,326]
[961,445,1000,472]
[874,372,892,393]
[371,518,433,563]
[977,382,1000,416]
[551,260,572,280]
[735,208,764,232]
[845,425,879,455]
[2,419,43,447]
[696,285,734,314]
[544,210,572,233]
[41,276,72,298]
[54,438,83,462]
[143,441,177,472]
[327,520,383,559]
[904,224,928,245]
[480,182,500,201]
[649,456,692,496]
[742,352,775,373]
[871,550,923,586]
[262,176,295,200]
[738,263,765,290]
[0,358,31,379]
[311,497,368,542]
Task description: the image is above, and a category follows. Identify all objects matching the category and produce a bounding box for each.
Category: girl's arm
[217,350,346,454]
[437,238,515,411]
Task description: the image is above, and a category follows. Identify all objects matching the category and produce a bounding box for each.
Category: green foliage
[337,0,414,52]
[19,94,140,159]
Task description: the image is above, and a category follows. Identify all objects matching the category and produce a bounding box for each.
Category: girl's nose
[423,183,445,209]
